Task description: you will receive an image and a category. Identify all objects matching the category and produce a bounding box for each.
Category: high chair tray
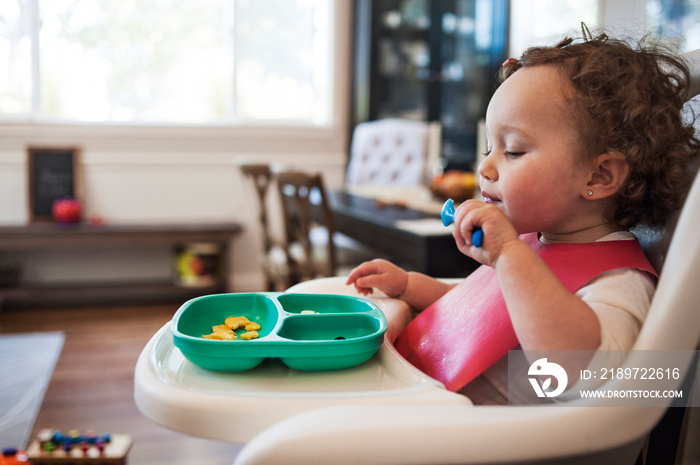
[135,278,471,443]
[172,293,387,372]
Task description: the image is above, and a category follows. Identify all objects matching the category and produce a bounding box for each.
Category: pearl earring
[587,190,593,196]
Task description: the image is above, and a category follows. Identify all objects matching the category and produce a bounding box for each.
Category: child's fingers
[345,259,407,297]
[453,200,487,245]
[345,262,371,285]
[452,201,520,266]
[354,275,380,291]
[349,280,374,295]
[346,259,391,295]
[345,260,383,285]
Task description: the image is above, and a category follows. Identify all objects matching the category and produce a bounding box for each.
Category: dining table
[328,186,479,278]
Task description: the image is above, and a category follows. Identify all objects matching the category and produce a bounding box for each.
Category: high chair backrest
[346,118,437,187]
[632,81,700,351]
[633,153,700,354]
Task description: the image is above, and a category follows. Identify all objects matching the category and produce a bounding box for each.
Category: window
[0,0,334,125]
[646,0,700,53]
[510,0,700,57]
[509,0,598,56]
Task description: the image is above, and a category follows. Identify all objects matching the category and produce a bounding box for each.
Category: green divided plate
[171,292,387,372]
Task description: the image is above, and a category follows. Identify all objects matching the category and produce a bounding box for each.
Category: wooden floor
[0,303,243,465]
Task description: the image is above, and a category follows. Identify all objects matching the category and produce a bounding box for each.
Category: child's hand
[345,259,408,298]
[452,199,519,267]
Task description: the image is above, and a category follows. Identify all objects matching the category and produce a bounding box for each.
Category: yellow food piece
[203,329,236,340]
[202,316,261,340]
[240,331,259,340]
[225,316,250,330]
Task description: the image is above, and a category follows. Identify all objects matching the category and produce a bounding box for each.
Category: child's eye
[482,149,492,157]
[505,151,525,158]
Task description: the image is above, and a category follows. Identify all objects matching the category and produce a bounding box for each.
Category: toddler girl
[346,30,699,401]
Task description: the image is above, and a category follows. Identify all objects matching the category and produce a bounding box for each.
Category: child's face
[480,65,594,236]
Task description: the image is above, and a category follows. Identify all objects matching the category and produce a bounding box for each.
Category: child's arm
[453,200,601,351]
[493,240,602,351]
[345,259,455,311]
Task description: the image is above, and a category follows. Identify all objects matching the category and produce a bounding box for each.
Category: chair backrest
[632,87,700,348]
[238,163,275,253]
[632,113,700,353]
[346,118,435,187]
[275,170,337,286]
[634,52,700,349]
[239,163,288,291]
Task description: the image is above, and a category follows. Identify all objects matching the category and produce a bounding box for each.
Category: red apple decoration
[52,197,82,224]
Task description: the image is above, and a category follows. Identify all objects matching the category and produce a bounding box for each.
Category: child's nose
[478,154,497,181]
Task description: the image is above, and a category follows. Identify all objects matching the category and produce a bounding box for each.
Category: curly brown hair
[499,30,699,229]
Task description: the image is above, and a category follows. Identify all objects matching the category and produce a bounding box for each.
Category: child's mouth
[482,192,500,204]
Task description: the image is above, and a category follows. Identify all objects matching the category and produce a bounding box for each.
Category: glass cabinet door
[438,0,508,170]
[352,0,507,171]
[370,0,435,121]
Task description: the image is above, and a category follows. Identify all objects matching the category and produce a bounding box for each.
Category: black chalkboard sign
[27,147,82,222]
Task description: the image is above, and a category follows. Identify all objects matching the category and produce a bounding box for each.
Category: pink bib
[393,233,657,392]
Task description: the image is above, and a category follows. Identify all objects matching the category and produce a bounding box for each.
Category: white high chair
[134,52,700,465]
[229,56,700,465]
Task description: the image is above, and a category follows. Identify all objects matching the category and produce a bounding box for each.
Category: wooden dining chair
[275,170,337,288]
[238,163,289,291]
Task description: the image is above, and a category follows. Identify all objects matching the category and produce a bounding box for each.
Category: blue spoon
[440,198,483,248]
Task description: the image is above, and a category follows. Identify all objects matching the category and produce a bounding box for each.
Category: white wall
[0,127,350,293]
[0,3,352,293]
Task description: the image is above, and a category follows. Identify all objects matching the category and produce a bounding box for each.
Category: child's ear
[585,152,630,199]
